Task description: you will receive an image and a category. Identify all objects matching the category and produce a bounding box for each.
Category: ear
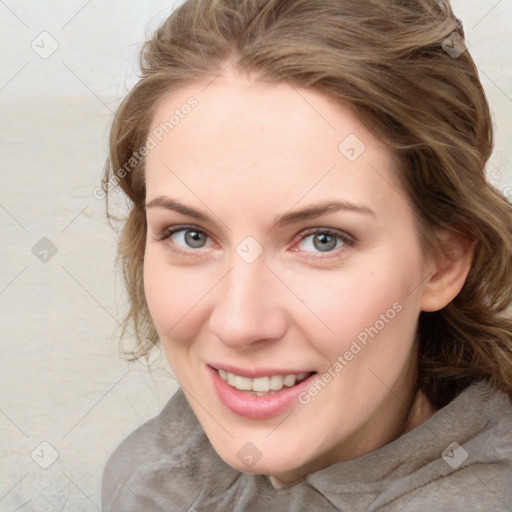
[420,229,476,312]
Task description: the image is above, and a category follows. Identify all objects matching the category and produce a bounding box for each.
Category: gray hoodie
[102,381,512,511]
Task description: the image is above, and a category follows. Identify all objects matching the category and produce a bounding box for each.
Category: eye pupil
[313,233,337,252]
[185,230,206,248]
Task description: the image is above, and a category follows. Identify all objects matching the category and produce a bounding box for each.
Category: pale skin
[143,68,475,485]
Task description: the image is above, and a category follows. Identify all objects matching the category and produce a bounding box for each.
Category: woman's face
[143,70,434,483]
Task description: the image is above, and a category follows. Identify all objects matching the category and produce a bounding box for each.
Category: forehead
[144,71,405,220]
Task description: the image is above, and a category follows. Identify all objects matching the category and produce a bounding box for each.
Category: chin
[211,437,311,479]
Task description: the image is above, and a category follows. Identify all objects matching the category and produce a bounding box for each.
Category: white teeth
[252,376,270,392]
[218,369,311,393]
[283,374,297,387]
[234,375,252,391]
[269,375,284,391]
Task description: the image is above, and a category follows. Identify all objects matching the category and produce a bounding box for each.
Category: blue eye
[158,227,210,250]
[155,225,354,258]
[175,229,208,249]
[296,230,351,254]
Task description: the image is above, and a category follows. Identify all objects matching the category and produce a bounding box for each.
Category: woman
[101,0,512,510]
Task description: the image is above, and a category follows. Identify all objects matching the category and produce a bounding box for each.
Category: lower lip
[208,366,317,420]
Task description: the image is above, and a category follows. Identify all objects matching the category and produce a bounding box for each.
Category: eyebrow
[145,196,375,228]
[274,201,375,227]
[145,197,210,222]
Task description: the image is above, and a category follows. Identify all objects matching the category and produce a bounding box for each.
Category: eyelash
[293,227,355,259]
[154,225,213,256]
[154,224,355,259]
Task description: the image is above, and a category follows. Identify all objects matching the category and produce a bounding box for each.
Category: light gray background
[1,1,511,511]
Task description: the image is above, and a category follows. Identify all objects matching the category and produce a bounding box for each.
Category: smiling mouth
[215,368,316,396]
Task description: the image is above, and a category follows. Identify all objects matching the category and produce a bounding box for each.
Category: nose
[208,262,288,349]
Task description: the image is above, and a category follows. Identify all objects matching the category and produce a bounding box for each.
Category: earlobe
[420,231,476,312]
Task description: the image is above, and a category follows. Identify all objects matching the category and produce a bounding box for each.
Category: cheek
[288,247,424,386]
[143,245,215,343]
[292,258,420,340]
[144,247,172,328]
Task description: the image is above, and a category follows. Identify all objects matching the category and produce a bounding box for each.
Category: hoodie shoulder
[101,389,197,510]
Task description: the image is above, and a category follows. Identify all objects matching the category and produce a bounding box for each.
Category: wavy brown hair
[103,0,512,408]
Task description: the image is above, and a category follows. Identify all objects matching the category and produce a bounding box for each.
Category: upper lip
[209,364,316,379]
